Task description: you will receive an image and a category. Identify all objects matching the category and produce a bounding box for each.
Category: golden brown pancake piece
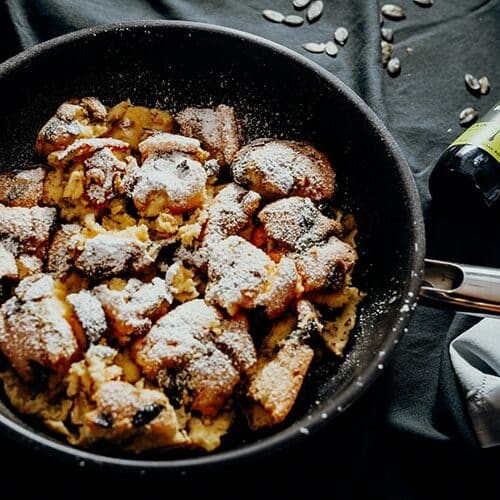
[0,274,79,382]
[176,105,240,166]
[133,299,256,417]
[0,167,47,208]
[36,97,108,156]
[231,138,335,200]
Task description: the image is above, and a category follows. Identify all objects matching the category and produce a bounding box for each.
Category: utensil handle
[420,259,500,317]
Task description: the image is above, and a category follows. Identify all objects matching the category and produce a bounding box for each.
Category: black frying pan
[0,21,425,472]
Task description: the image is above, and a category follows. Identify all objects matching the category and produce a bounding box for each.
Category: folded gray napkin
[450,318,500,448]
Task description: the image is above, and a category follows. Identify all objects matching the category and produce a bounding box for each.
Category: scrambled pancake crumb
[0,98,361,454]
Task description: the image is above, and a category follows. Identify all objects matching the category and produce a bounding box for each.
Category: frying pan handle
[420,259,500,317]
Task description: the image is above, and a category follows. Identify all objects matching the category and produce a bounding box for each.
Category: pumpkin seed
[324,41,338,57]
[334,27,349,45]
[413,0,433,6]
[262,9,285,23]
[387,57,401,76]
[381,40,394,66]
[464,73,480,93]
[459,106,478,127]
[307,0,324,23]
[293,0,311,9]
[303,42,326,53]
[479,76,490,95]
[381,27,394,42]
[284,14,304,26]
[381,4,406,20]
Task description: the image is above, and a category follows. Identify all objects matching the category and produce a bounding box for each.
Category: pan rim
[0,20,426,472]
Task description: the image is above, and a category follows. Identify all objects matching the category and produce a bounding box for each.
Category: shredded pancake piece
[47,137,130,168]
[74,228,158,279]
[84,380,187,450]
[36,97,109,156]
[107,100,174,149]
[94,277,168,345]
[231,138,335,200]
[0,167,47,207]
[206,236,298,318]
[246,300,321,430]
[0,243,18,279]
[0,204,56,258]
[295,236,357,293]
[133,299,223,378]
[67,290,107,345]
[177,183,261,269]
[132,152,207,216]
[46,138,137,210]
[214,314,257,373]
[202,183,261,247]
[0,274,79,382]
[133,299,256,417]
[138,132,202,159]
[47,224,81,277]
[176,104,240,166]
[258,196,342,252]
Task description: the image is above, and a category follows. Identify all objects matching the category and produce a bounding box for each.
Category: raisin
[132,403,164,427]
[94,412,113,429]
[28,361,51,392]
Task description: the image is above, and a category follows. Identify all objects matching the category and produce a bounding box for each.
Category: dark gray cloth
[1,0,500,498]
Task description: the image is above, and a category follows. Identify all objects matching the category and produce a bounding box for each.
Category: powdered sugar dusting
[138,132,200,158]
[134,299,254,416]
[0,242,17,279]
[0,274,79,381]
[176,104,240,165]
[83,148,137,208]
[75,232,156,279]
[94,278,168,344]
[48,137,129,167]
[258,196,342,252]
[67,290,107,344]
[175,183,261,269]
[0,205,56,256]
[206,236,271,315]
[132,152,207,213]
[231,139,335,200]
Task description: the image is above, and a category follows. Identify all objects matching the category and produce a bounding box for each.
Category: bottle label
[452,122,500,162]
[451,103,500,162]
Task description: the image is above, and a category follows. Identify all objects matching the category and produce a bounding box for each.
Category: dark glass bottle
[429,101,500,216]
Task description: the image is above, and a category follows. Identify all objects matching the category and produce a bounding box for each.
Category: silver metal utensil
[421,259,500,317]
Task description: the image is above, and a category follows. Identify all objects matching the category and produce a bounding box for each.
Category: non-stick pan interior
[0,22,425,468]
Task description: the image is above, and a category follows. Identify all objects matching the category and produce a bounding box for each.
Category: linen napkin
[450,318,500,448]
